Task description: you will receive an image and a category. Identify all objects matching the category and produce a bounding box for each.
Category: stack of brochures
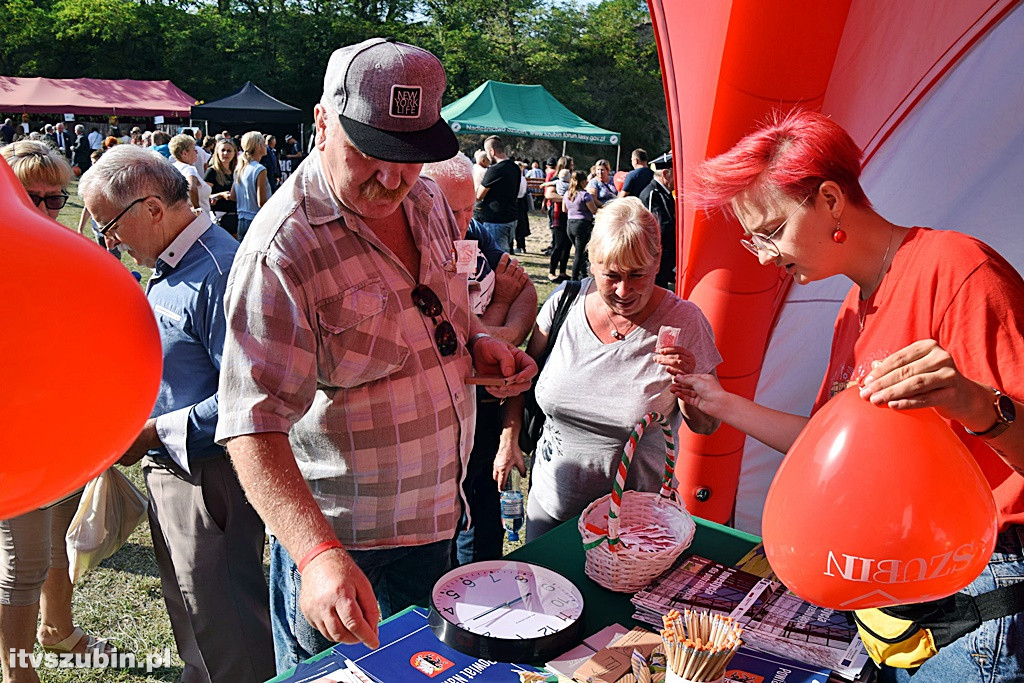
[272,607,537,683]
[630,554,871,681]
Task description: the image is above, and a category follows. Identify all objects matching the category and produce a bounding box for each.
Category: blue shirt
[621,167,654,197]
[149,214,237,471]
[152,143,171,158]
[235,160,270,220]
[464,220,504,270]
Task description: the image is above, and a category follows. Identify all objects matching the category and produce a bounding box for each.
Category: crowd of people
[466,144,677,289]
[1,34,1021,683]
[1,117,305,244]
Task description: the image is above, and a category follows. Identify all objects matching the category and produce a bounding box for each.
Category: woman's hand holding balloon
[859,339,995,430]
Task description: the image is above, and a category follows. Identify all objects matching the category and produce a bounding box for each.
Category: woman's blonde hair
[1,139,72,189]
[237,131,266,172]
[208,139,236,187]
[168,133,196,160]
[589,197,661,271]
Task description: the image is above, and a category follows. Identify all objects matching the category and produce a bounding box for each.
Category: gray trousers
[143,455,275,683]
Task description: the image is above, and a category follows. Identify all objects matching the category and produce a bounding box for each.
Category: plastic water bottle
[500,472,524,542]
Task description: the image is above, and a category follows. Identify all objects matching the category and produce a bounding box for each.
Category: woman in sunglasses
[1,140,115,682]
[494,197,722,541]
[680,109,1024,683]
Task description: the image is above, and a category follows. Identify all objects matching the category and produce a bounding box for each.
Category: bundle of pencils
[659,609,742,682]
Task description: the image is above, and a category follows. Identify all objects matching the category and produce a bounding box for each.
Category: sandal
[41,626,116,655]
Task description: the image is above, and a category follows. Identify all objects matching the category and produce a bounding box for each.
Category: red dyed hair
[689,109,871,213]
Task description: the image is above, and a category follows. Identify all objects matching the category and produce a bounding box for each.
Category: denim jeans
[877,525,1024,683]
[472,218,517,254]
[237,216,253,240]
[269,536,452,673]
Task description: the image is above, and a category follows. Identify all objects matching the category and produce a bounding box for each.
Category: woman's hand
[671,373,730,420]
[493,434,526,490]
[654,344,696,376]
[858,339,995,429]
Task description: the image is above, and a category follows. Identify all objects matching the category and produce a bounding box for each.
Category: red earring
[832,219,847,243]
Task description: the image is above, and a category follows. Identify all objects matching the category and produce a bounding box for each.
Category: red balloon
[613,170,627,193]
[0,157,162,520]
[762,387,997,609]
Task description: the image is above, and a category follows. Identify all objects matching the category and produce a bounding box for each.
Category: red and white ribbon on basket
[582,411,676,552]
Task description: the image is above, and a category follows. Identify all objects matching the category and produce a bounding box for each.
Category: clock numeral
[538,626,555,636]
[551,598,566,607]
[488,574,501,583]
[443,590,460,599]
[481,631,490,637]
[456,622,464,629]
[515,575,529,583]
[541,583,555,592]
[461,578,476,587]
[442,607,454,616]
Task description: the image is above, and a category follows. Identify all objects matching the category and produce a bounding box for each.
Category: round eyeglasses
[740,196,809,260]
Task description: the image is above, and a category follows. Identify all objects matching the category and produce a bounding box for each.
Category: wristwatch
[467,332,492,351]
[965,387,1016,439]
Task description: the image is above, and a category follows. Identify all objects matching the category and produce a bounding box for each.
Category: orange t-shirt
[814,227,1024,531]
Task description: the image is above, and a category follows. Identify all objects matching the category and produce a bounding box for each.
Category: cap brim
[339,114,459,164]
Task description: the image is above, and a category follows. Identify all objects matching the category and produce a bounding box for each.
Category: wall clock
[428,560,585,663]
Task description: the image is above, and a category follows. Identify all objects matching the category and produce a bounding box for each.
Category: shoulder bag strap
[536,280,582,372]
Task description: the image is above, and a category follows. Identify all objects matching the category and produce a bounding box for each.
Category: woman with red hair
[678,109,1024,683]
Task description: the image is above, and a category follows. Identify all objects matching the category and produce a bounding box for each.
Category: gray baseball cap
[323,37,458,164]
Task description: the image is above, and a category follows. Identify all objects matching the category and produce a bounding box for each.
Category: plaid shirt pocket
[315,278,410,388]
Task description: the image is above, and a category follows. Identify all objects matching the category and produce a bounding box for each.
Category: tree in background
[2,0,667,168]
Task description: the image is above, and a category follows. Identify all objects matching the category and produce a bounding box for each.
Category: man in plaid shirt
[216,38,536,672]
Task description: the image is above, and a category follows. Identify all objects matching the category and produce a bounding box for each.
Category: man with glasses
[79,146,275,683]
[215,38,536,673]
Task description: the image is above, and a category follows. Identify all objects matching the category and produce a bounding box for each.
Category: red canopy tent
[0,77,196,117]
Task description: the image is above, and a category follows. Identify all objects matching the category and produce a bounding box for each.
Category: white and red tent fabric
[0,77,196,117]
[649,0,1024,533]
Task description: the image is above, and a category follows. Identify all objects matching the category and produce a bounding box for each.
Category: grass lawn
[26,183,558,682]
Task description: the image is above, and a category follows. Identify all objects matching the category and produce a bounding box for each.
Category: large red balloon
[762,387,997,610]
[0,157,162,520]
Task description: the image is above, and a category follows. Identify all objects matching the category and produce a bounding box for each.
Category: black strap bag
[853,580,1024,668]
[519,280,582,453]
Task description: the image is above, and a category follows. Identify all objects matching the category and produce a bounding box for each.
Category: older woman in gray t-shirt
[495,198,723,540]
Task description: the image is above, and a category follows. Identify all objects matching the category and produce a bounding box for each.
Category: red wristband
[297,539,344,574]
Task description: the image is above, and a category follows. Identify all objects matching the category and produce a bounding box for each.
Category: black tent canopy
[193,81,302,124]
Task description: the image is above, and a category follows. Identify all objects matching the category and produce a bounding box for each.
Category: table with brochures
[507,514,761,636]
[267,515,761,682]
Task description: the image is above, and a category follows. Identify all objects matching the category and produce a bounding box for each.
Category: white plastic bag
[65,468,148,583]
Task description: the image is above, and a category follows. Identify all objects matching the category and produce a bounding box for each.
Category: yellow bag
[65,468,148,583]
[853,583,1024,669]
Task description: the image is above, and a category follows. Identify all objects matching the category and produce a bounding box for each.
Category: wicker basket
[578,412,696,592]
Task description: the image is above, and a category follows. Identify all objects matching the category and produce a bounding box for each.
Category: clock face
[428,560,585,663]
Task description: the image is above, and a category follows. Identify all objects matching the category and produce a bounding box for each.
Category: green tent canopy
[441,81,621,146]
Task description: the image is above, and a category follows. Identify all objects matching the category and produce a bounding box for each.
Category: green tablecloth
[268,515,760,681]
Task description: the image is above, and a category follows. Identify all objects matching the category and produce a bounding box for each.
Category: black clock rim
[428,601,585,664]
[427,560,586,664]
